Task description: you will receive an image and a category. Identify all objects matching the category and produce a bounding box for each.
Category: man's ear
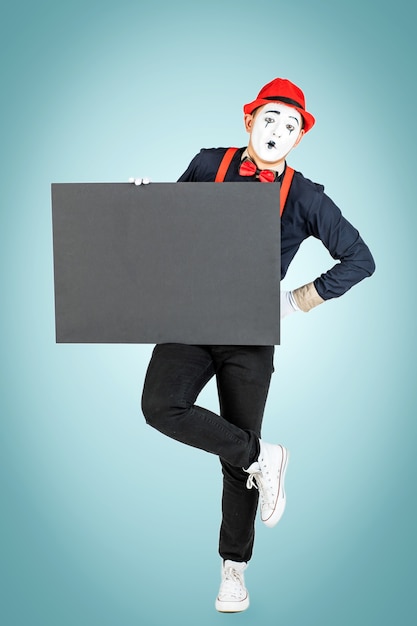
[293,129,305,148]
[244,113,254,133]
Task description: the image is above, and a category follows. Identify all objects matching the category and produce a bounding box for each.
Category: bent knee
[141,390,182,431]
[141,392,163,427]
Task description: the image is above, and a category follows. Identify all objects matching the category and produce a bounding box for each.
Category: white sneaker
[245,440,289,528]
[215,560,249,613]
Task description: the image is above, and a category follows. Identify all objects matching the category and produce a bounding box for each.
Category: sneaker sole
[262,445,289,528]
[215,595,250,612]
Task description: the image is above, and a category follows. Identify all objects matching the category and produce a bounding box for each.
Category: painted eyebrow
[264,110,300,126]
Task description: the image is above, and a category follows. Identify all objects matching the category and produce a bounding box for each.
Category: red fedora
[243,78,315,133]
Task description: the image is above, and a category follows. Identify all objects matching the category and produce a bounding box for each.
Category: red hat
[243,78,315,133]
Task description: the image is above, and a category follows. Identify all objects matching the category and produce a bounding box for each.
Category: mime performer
[138,77,375,612]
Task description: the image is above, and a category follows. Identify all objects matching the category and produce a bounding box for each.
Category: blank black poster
[51,182,281,345]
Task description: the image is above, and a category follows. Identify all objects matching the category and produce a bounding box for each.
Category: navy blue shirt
[178,147,375,300]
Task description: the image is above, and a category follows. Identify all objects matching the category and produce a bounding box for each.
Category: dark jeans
[141,343,275,562]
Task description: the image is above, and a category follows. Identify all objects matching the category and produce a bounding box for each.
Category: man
[140,77,375,612]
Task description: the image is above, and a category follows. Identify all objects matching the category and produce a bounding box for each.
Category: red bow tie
[239,158,277,183]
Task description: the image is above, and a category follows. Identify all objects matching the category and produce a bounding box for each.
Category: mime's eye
[265,117,275,127]
[286,124,295,133]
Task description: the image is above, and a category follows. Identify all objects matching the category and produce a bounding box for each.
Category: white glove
[128,177,151,185]
[280,290,300,319]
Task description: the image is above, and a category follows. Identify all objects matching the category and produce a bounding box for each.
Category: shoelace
[246,465,278,510]
[246,471,261,490]
[219,567,245,600]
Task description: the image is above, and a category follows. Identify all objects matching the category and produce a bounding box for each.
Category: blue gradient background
[1,1,416,624]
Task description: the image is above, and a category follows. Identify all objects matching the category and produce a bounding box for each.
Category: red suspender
[214,147,238,182]
[279,166,294,216]
[215,147,294,216]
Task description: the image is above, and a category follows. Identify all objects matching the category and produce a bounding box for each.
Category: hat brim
[243,98,315,133]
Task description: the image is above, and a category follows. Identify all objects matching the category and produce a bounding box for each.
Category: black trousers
[141,343,275,562]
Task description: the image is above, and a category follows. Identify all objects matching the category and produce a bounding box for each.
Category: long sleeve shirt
[178,147,375,301]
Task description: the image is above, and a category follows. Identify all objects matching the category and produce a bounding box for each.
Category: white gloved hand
[280,290,300,319]
[128,177,151,185]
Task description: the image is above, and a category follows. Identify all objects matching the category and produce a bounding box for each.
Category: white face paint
[249,102,303,163]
